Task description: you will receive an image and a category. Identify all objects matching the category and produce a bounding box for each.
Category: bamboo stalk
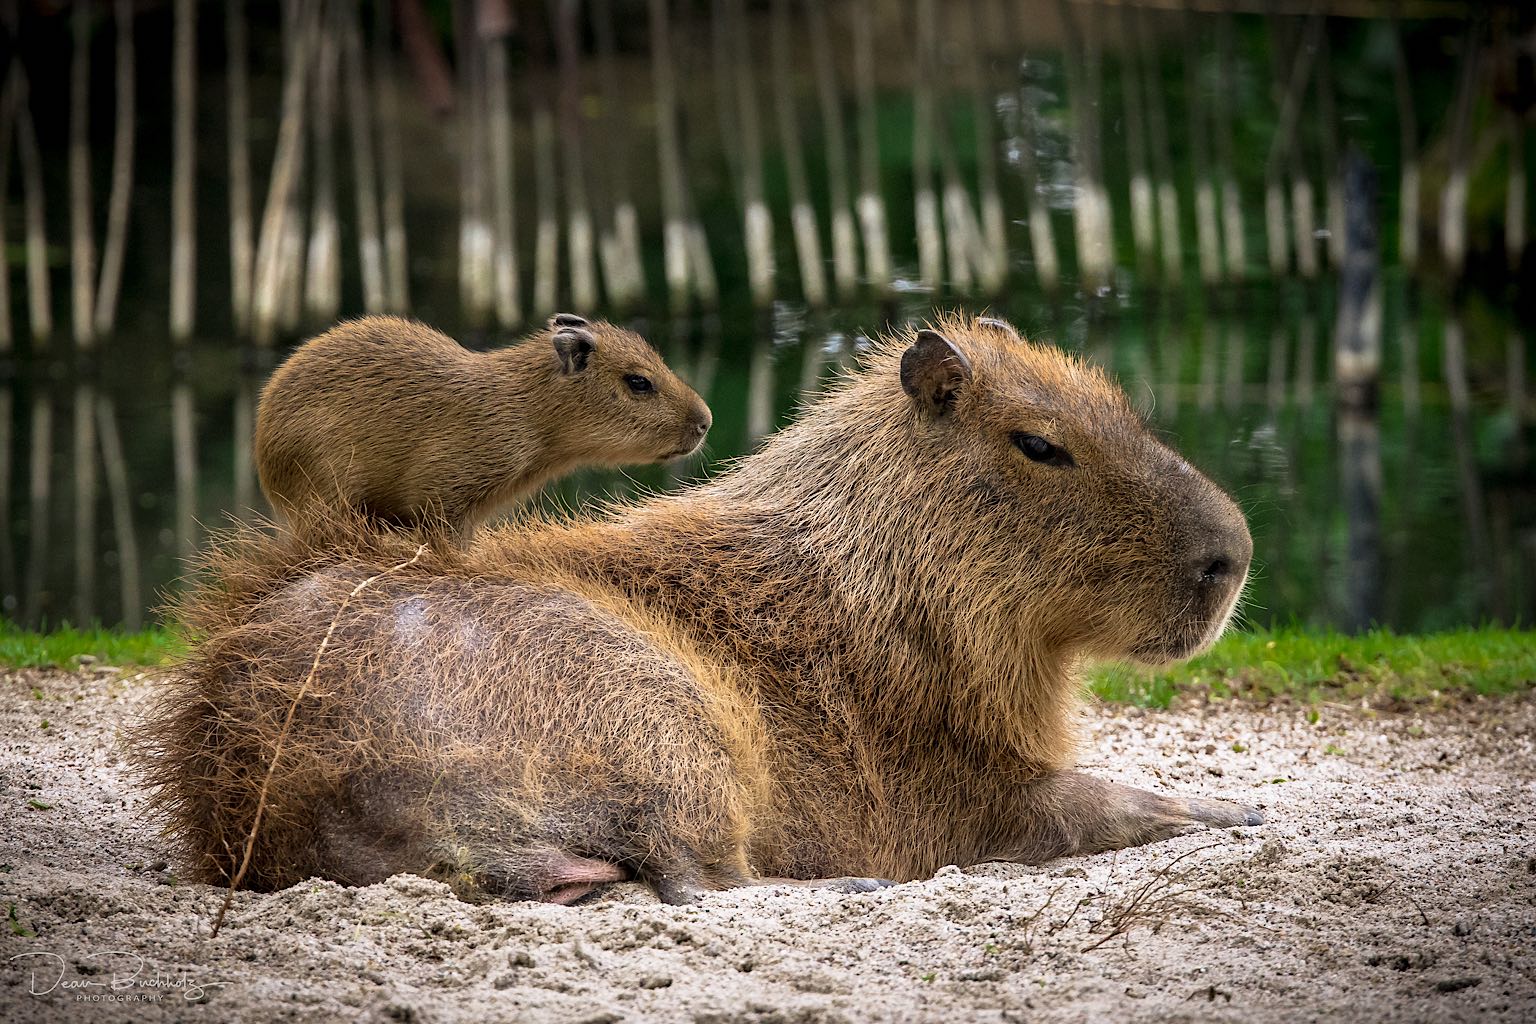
[70,0,97,349]
[374,4,410,312]
[305,16,342,321]
[1120,1,1157,277]
[674,9,718,308]
[276,191,307,332]
[960,0,1007,293]
[1439,19,1481,278]
[1315,26,1345,270]
[482,30,519,324]
[343,3,388,314]
[853,0,891,293]
[729,0,775,307]
[593,0,643,307]
[532,106,561,317]
[914,0,943,291]
[454,0,493,324]
[1265,14,1323,280]
[95,0,134,336]
[10,66,51,344]
[1183,8,1221,286]
[1262,14,1292,277]
[227,0,253,332]
[802,0,859,298]
[68,4,99,623]
[1082,3,1113,289]
[252,2,318,345]
[1388,12,1418,271]
[170,0,195,343]
[710,0,744,207]
[649,0,692,310]
[771,0,827,307]
[1213,10,1246,281]
[1059,0,1113,293]
[95,394,140,630]
[1138,5,1182,285]
[1009,71,1060,293]
[551,0,597,312]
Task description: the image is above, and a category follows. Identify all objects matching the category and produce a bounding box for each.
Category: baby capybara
[255,313,712,541]
[141,313,1258,905]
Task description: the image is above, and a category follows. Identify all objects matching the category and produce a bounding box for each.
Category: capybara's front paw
[1187,797,1264,828]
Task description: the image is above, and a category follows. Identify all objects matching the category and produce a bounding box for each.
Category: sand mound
[3,668,1532,1022]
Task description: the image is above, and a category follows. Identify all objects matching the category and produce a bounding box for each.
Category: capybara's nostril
[1193,550,1247,586]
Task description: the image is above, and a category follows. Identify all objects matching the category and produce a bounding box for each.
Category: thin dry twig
[1079,843,1224,954]
[209,544,427,937]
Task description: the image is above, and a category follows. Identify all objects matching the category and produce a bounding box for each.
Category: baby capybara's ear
[552,321,596,374]
[548,312,590,330]
[900,328,973,418]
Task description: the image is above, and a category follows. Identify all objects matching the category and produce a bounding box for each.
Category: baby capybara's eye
[625,374,655,394]
[1012,432,1075,468]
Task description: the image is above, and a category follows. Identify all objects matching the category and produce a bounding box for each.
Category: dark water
[1,2,1532,630]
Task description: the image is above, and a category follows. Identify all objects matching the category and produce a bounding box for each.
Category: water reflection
[4,287,1526,633]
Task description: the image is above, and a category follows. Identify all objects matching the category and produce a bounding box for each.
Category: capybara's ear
[549,312,590,331]
[976,316,1020,340]
[901,328,973,418]
[552,324,596,374]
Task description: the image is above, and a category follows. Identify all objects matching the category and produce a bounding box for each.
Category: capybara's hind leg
[475,848,631,904]
[993,770,1261,863]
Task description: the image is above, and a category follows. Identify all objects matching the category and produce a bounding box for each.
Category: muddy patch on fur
[3,669,1532,1023]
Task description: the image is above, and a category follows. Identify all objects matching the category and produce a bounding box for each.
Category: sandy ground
[1,667,1532,1024]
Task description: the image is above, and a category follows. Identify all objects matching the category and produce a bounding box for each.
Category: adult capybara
[139,312,1258,905]
[255,313,712,540]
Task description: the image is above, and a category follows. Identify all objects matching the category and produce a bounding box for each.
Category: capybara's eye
[624,374,655,394]
[1012,432,1074,468]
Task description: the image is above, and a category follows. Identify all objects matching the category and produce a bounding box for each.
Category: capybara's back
[145,313,1258,906]
[254,314,712,538]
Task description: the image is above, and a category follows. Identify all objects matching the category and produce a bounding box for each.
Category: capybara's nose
[691,407,712,437]
[1191,525,1252,588]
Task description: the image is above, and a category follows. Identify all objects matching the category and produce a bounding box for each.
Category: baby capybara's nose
[690,406,713,438]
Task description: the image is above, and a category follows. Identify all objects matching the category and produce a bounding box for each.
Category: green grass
[2,621,1532,711]
[0,621,184,669]
[1089,627,1536,709]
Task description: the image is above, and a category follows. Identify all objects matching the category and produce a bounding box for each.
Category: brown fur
[254,314,712,540]
[139,313,1258,905]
